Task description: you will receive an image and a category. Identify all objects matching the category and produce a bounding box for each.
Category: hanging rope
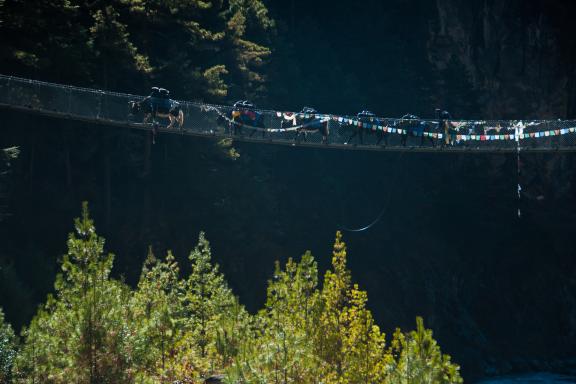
[517,149,522,218]
[341,151,405,232]
[515,121,524,218]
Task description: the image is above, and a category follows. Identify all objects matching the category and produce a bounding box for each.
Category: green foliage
[179,232,237,374]
[1,147,20,163]
[227,251,321,383]
[12,202,133,383]
[227,231,462,384]
[216,138,241,160]
[314,231,388,383]
[387,318,463,384]
[130,247,184,382]
[0,307,17,383]
[0,0,274,99]
[204,65,230,98]
[7,207,462,383]
[88,5,152,85]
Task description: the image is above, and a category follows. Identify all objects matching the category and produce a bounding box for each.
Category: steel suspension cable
[340,151,405,232]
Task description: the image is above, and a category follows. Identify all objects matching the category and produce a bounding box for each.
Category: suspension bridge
[1,74,576,153]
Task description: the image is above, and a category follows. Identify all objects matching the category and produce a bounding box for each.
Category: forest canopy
[2,0,575,116]
[0,203,462,383]
[0,0,274,103]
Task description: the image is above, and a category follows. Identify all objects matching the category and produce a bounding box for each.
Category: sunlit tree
[130,247,184,382]
[12,203,133,384]
[171,232,237,380]
[314,231,388,383]
[8,215,462,383]
[387,317,463,384]
[228,251,321,383]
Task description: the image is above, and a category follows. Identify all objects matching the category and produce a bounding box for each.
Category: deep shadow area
[1,110,576,381]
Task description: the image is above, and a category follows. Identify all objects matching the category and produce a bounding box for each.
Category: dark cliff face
[421,3,576,375]
[427,0,576,119]
[268,0,576,119]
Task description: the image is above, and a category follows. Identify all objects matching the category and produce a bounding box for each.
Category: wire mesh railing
[1,74,576,152]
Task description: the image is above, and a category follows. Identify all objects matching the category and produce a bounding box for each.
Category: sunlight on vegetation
[0,204,462,383]
[216,138,241,161]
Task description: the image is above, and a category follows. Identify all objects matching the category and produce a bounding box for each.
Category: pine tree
[214,298,252,370]
[0,307,17,383]
[88,4,151,89]
[314,231,388,384]
[7,216,463,384]
[12,203,133,384]
[314,230,351,381]
[130,247,184,382]
[387,317,463,384]
[221,0,273,101]
[0,0,88,80]
[175,232,237,379]
[230,251,321,383]
[263,252,320,384]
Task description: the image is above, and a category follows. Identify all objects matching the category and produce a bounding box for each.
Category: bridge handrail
[2,73,576,151]
[2,73,575,124]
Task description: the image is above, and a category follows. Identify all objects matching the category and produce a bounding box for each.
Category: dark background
[2,0,576,381]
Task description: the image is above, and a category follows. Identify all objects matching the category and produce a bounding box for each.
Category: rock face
[422,7,576,376]
[427,0,576,119]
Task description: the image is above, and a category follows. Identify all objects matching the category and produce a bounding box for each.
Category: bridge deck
[1,74,576,154]
[3,103,574,154]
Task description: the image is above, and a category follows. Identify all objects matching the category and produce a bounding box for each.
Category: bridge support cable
[340,151,405,233]
[1,74,576,153]
[515,122,523,218]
